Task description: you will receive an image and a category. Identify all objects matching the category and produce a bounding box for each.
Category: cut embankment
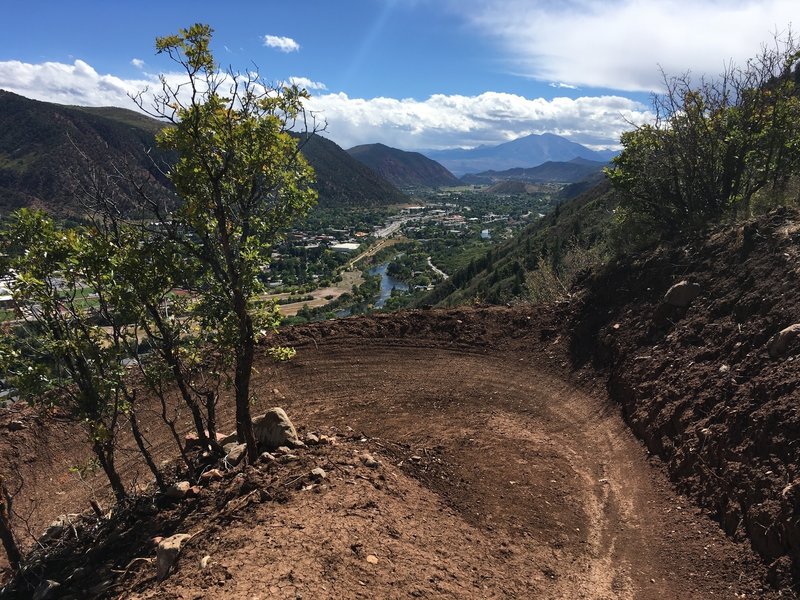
[570,207,800,587]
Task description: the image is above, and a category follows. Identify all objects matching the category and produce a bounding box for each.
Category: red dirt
[0,305,782,598]
[1,208,799,598]
[569,206,800,588]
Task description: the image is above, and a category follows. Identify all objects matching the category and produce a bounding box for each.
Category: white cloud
[288,76,327,91]
[458,0,800,91]
[0,59,153,107]
[549,82,577,90]
[0,58,651,150]
[307,91,651,150]
[263,35,300,53]
[131,58,145,69]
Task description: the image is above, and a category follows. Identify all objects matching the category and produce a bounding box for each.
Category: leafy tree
[0,211,131,500]
[128,24,317,461]
[607,35,800,234]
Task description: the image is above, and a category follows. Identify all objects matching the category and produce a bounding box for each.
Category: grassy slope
[0,91,407,214]
[418,179,617,306]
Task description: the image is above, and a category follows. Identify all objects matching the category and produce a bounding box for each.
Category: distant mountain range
[424,133,617,176]
[347,143,460,188]
[0,90,406,215]
[460,157,608,186]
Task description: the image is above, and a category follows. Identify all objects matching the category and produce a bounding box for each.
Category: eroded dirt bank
[570,206,800,587]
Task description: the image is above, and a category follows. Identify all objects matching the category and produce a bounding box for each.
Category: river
[367,262,409,308]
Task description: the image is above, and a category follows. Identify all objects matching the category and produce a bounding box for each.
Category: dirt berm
[0,209,798,598]
[569,206,800,587]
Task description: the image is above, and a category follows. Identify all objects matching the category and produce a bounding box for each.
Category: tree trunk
[148,305,211,449]
[205,391,222,455]
[0,478,20,570]
[234,300,258,462]
[92,441,126,502]
[235,352,257,462]
[155,389,194,472]
[129,407,166,492]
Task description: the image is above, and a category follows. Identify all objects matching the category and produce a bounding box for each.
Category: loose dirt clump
[571,206,800,587]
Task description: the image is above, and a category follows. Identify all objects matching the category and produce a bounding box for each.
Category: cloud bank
[0,58,651,150]
[263,35,300,53]
[307,92,649,150]
[460,0,800,91]
[0,59,151,107]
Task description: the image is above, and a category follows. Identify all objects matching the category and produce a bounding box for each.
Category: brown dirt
[0,306,781,598]
[569,206,800,588]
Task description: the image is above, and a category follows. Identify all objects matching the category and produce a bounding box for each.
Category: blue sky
[1,0,799,151]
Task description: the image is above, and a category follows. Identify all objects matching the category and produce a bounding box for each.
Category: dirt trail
[0,310,776,598]
[255,338,769,598]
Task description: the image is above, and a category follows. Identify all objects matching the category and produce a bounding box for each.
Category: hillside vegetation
[347,142,460,188]
[0,90,406,214]
[0,90,174,216]
[419,179,616,306]
[423,38,800,308]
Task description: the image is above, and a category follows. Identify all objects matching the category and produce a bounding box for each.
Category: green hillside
[296,135,408,207]
[418,179,617,306]
[347,142,460,188]
[0,91,406,214]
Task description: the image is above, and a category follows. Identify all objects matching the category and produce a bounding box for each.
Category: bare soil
[569,206,800,588]
[2,208,800,598]
[0,305,782,598]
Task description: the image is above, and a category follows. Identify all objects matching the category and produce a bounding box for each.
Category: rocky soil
[571,206,800,588]
[0,208,797,598]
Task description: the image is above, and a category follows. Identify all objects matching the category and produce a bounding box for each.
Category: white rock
[156,533,193,581]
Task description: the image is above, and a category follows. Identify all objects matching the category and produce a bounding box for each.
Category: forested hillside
[0,91,407,214]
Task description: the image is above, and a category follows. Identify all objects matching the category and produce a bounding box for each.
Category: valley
[1,16,800,598]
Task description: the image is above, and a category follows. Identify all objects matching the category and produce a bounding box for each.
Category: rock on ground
[252,407,299,449]
[664,280,702,307]
[225,443,247,466]
[767,323,800,358]
[165,481,191,500]
[156,533,193,582]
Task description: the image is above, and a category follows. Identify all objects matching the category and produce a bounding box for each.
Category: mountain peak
[423,133,616,176]
[347,143,459,188]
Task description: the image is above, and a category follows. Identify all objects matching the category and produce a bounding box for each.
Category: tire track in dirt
[0,320,777,597]
[264,340,772,598]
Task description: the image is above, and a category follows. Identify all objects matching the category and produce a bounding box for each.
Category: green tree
[131,24,317,461]
[0,211,131,500]
[607,35,800,234]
